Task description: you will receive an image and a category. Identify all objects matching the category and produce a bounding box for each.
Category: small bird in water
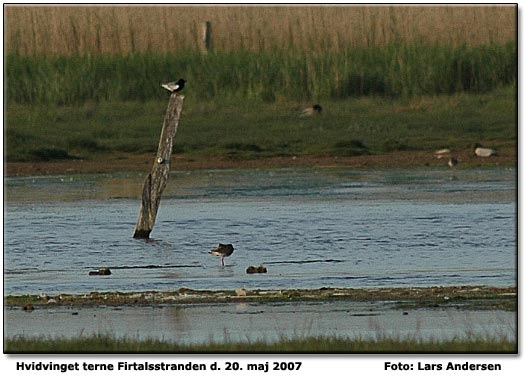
[161,78,186,93]
[209,243,235,266]
[301,104,322,116]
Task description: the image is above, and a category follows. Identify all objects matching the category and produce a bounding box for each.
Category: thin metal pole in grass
[133,92,184,239]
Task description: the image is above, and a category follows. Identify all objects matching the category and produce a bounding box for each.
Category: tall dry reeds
[4,6,516,56]
[4,6,516,105]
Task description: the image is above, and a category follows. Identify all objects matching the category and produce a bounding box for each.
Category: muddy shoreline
[4,148,516,177]
[6,286,516,311]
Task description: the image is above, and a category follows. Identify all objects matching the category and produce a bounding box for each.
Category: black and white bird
[209,243,235,266]
[448,157,459,169]
[161,78,186,93]
[301,104,323,116]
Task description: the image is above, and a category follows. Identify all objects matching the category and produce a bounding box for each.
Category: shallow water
[4,301,516,344]
[4,167,516,295]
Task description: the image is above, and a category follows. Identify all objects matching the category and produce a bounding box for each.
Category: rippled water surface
[4,167,516,295]
[4,302,515,343]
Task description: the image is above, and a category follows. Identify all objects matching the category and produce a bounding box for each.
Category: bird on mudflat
[474,146,496,157]
[161,78,186,93]
[209,243,235,266]
[448,157,459,169]
[434,148,451,159]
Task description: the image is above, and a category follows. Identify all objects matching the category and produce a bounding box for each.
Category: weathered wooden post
[133,92,184,239]
[200,21,212,54]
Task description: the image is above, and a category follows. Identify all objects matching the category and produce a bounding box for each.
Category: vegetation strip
[5,86,516,166]
[4,7,516,166]
[5,43,515,105]
[4,335,516,353]
[5,286,516,310]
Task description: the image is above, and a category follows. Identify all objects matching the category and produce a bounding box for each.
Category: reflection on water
[4,167,516,295]
[3,302,516,344]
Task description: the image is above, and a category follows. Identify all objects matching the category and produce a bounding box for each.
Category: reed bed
[4,6,516,55]
[4,6,516,105]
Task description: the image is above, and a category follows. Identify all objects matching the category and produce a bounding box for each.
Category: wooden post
[200,21,212,54]
[133,92,184,239]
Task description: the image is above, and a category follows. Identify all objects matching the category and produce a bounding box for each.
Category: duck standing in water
[209,243,235,266]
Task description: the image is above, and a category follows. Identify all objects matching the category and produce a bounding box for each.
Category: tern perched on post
[161,79,186,93]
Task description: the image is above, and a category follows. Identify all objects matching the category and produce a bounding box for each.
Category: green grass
[4,86,516,162]
[5,43,515,105]
[4,335,516,353]
[4,43,516,163]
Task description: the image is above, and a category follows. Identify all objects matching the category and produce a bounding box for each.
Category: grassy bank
[5,44,516,105]
[5,86,516,163]
[4,335,516,353]
[4,7,516,165]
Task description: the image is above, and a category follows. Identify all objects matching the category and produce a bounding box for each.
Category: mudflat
[4,148,516,177]
[6,286,516,310]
